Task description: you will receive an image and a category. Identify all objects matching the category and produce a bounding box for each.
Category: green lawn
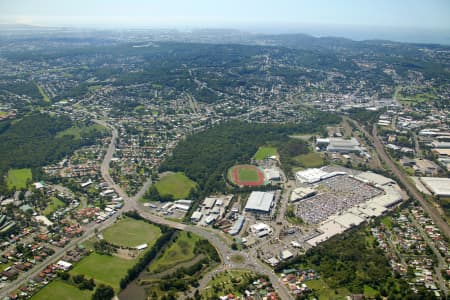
[238,167,260,181]
[364,285,378,297]
[253,146,277,160]
[56,124,105,140]
[70,253,135,291]
[381,216,393,230]
[36,84,50,102]
[149,231,200,273]
[0,261,13,273]
[6,168,32,190]
[102,217,161,248]
[43,197,66,216]
[295,152,324,168]
[154,172,196,199]
[31,280,91,300]
[202,269,256,299]
[305,279,350,300]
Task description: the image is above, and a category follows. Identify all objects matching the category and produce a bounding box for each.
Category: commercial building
[250,223,271,237]
[264,168,281,181]
[318,137,362,153]
[420,177,450,197]
[191,211,203,222]
[290,187,316,202]
[229,215,245,236]
[245,191,274,214]
[295,168,346,184]
[202,197,216,209]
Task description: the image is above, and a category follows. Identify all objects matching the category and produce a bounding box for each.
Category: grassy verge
[36,84,51,102]
[148,231,200,273]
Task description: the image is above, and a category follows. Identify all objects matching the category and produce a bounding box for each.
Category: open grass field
[202,269,256,299]
[70,253,136,292]
[295,152,324,168]
[6,168,32,190]
[305,279,350,300]
[56,124,105,140]
[31,280,91,300]
[103,217,161,248]
[154,172,196,199]
[43,197,66,216]
[228,164,264,186]
[148,231,200,273]
[253,146,277,160]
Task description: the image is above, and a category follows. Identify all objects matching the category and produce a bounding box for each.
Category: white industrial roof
[203,197,216,208]
[245,191,274,212]
[420,177,450,197]
[333,212,366,228]
[357,172,394,186]
[306,221,346,247]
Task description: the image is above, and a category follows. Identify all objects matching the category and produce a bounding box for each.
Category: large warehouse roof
[245,191,274,213]
[420,177,450,197]
[295,168,346,184]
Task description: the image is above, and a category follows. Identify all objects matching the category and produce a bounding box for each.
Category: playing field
[102,217,161,248]
[253,146,277,160]
[148,231,200,273]
[31,280,91,300]
[70,253,135,291]
[228,165,264,186]
[6,168,32,190]
[154,172,196,199]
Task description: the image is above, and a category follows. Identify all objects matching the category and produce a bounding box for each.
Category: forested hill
[159,112,340,195]
[0,113,103,193]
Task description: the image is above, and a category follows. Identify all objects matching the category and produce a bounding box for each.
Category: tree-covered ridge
[159,112,340,194]
[0,113,104,192]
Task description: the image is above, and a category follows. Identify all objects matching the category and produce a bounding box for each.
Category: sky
[1,0,450,43]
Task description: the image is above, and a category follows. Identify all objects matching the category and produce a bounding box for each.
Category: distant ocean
[243,23,450,45]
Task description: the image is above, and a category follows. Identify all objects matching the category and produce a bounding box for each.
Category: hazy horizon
[1,0,450,44]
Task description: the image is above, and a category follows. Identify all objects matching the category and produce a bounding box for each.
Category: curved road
[94,121,293,299]
[0,120,292,299]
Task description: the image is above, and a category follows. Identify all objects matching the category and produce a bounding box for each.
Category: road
[97,121,293,300]
[408,213,448,296]
[370,125,450,240]
[1,119,293,299]
[349,118,450,240]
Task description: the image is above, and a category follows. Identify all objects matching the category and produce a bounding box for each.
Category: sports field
[253,146,277,160]
[228,164,264,186]
[154,172,196,199]
[6,168,32,190]
[70,253,135,291]
[102,217,161,248]
[31,280,91,300]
